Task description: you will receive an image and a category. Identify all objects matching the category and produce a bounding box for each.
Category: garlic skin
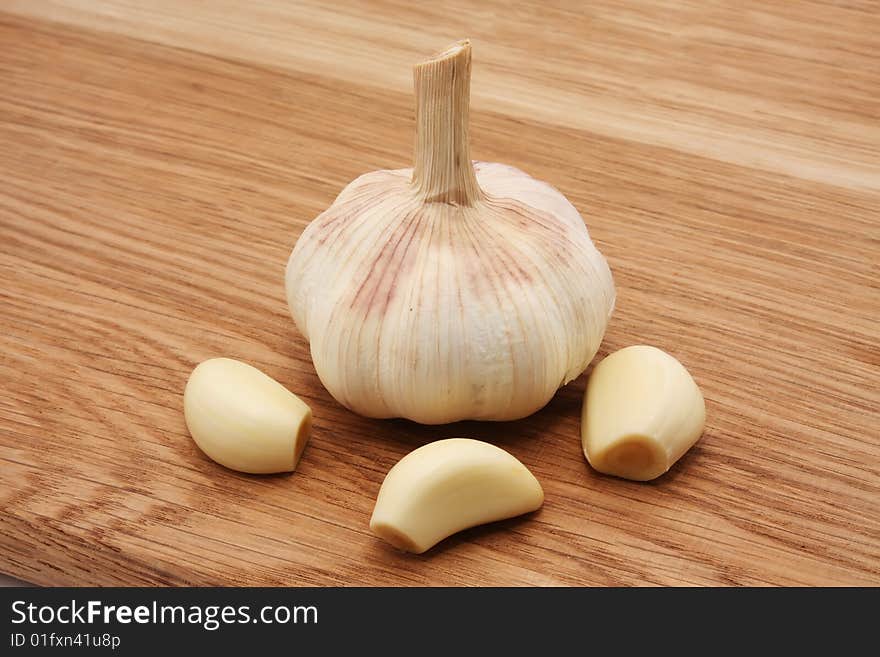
[286,40,614,424]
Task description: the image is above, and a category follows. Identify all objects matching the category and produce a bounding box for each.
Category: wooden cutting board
[1,1,877,586]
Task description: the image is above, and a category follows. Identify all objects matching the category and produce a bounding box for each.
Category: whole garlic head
[286,40,614,424]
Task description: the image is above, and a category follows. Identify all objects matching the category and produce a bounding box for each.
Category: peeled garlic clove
[370,438,544,554]
[581,346,706,481]
[286,40,615,424]
[183,358,312,474]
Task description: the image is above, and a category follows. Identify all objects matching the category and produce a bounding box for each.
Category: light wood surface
[1,1,878,586]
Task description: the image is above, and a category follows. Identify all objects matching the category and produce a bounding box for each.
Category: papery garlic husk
[286,40,615,424]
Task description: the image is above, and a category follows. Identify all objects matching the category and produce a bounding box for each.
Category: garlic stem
[411,39,483,206]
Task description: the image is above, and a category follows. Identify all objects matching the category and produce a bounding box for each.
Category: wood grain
[1,1,878,586]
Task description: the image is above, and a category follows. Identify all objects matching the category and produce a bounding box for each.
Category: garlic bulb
[286,40,614,424]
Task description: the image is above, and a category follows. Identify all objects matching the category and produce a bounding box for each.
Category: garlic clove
[286,40,615,424]
[581,346,706,481]
[183,358,312,474]
[369,438,544,553]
